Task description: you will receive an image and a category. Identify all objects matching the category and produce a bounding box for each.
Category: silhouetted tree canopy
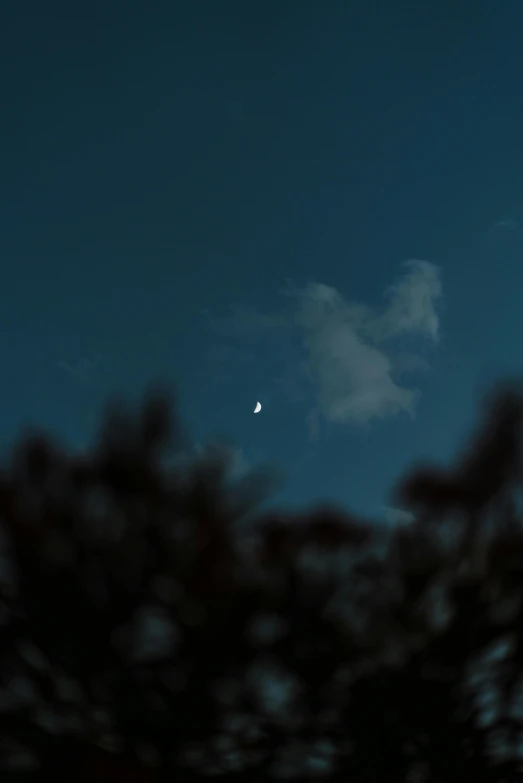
[2,383,523,781]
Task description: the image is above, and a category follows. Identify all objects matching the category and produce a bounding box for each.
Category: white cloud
[369,260,442,343]
[288,260,442,427]
[207,260,442,432]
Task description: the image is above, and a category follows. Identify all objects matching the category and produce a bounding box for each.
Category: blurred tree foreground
[2,385,523,781]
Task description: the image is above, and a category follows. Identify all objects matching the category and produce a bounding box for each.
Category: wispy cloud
[306,409,320,441]
[56,354,106,385]
[369,259,442,343]
[488,218,523,250]
[207,260,443,433]
[491,219,522,234]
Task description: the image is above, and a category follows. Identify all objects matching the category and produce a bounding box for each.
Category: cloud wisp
[56,354,106,385]
[368,259,442,343]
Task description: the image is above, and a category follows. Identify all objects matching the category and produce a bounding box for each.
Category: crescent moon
[254,402,262,413]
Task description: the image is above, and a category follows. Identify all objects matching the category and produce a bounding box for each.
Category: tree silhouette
[1,383,523,781]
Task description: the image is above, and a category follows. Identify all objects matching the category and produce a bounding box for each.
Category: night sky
[2,1,523,519]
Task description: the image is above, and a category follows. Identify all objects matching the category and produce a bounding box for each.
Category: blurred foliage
[2,384,523,781]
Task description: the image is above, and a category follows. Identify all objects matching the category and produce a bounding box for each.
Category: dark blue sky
[2,1,523,518]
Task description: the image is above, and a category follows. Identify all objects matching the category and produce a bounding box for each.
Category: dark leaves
[0,383,523,780]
